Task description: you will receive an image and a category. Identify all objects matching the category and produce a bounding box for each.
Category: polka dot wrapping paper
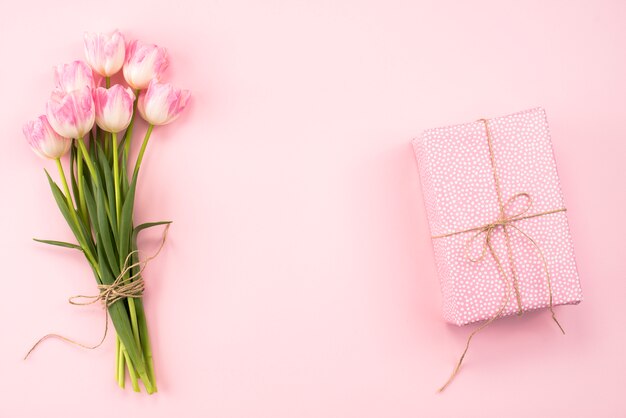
[412,107,582,326]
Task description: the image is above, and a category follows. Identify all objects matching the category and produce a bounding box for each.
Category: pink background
[1,0,625,416]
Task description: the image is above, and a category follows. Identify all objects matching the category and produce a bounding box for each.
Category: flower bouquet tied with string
[22,30,190,394]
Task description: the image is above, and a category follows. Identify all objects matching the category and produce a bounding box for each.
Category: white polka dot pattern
[412,108,582,326]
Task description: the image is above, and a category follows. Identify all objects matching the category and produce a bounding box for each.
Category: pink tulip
[54,60,95,93]
[93,84,135,133]
[23,115,72,160]
[123,40,168,90]
[84,30,126,77]
[46,87,95,139]
[138,80,190,126]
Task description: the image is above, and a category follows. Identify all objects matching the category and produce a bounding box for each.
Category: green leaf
[118,173,138,267]
[70,143,79,204]
[84,143,100,193]
[96,142,118,241]
[95,182,120,277]
[117,133,128,160]
[78,184,102,272]
[44,170,85,250]
[132,221,172,242]
[74,182,97,257]
[130,292,156,390]
[89,134,98,166]
[76,203,96,251]
[33,238,83,251]
[82,180,98,229]
[129,221,172,297]
[109,300,150,388]
[120,155,129,201]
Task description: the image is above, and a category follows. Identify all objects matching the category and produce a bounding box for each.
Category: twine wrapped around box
[432,119,566,392]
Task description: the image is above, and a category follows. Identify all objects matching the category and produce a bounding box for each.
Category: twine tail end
[437,360,464,393]
[23,335,52,360]
[24,331,106,361]
[437,342,471,393]
[24,347,35,360]
[551,312,566,335]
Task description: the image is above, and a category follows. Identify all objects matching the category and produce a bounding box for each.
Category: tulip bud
[23,115,72,160]
[46,86,95,139]
[54,60,96,93]
[84,30,126,77]
[123,40,168,90]
[138,80,190,126]
[93,85,135,133]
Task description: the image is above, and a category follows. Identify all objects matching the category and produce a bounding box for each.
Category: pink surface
[414,108,582,325]
[1,0,625,417]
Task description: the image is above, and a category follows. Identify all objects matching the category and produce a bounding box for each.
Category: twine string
[24,224,170,360]
[482,116,524,316]
[434,119,566,392]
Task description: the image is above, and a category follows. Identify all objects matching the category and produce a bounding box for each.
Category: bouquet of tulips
[22,30,190,394]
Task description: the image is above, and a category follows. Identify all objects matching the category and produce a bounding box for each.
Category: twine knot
[69,267,147,309]
[24,224,170,359]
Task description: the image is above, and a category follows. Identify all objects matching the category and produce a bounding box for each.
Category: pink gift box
[412,108,582,326]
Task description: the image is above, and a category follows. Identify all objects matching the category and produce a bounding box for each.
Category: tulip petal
[138,80,190,126]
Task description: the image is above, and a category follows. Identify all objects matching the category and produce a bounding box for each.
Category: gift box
[412,107,582,326]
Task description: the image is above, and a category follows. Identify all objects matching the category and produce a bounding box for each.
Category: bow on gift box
[432,118,567,392]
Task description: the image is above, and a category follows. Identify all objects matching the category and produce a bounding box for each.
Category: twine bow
[433,119,567,392]
[24,224,170,359]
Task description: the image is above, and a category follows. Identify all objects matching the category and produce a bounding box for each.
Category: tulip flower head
[46,86,95,139]
[54,60,96,93]
[84,30,126,77]
[138,80,190,126]
[123,40,168,90]
[23,115,71,160]
[93,84,135,133]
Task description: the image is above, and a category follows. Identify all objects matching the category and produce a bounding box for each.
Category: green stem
[136,300,157,391]
[112,132,121,224]
[121,344,140,392]
[104,130,109,158]
[133,125,154,180]
[124,90,140,162]
[76,137,98,180]
[127,298,142,356]
[116,336,125,388]
[76,143,89,226]
[105,76,110,89]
